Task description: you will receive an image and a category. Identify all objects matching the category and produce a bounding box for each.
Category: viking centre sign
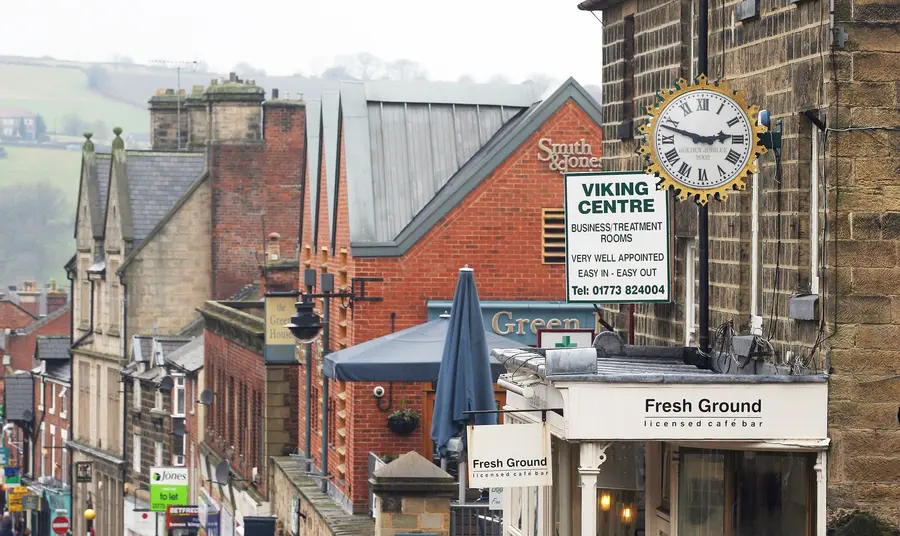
[565,171,671,303]
[467,422,552,488]
[538,138,601,175]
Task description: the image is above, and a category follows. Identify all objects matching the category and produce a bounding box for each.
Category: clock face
[652,89,754,190]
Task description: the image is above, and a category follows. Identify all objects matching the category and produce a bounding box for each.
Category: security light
[285,301,323,344]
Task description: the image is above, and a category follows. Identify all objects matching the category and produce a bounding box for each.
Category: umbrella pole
[458,461,466,504]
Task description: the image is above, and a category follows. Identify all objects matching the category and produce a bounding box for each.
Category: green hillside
[0,62,149,136]
[0,145,82,199]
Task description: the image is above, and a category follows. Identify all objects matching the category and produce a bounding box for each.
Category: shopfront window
[678,449,814,536]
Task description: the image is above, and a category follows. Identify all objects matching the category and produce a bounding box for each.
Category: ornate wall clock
[638,75,768,205]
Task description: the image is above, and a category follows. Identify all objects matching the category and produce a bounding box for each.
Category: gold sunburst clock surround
[637,75,768,205]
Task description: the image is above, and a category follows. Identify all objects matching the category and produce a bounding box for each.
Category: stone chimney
[46,279,68,315]
[204,75,265,143]
[186,85,208,151]
[148,88,188,151]
[17,281,40,316]
[267,232,282,262]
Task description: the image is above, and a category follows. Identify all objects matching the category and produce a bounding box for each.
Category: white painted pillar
[559,441,572,536]
[579,471,598,536]
[578,442,605,536]
[815,451,827,536]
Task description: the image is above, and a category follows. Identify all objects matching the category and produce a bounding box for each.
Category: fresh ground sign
[564,171,671,303]
[150,467,189,512]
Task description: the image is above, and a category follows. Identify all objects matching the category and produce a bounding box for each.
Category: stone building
[574,0,900,528]
[287,77,605,518]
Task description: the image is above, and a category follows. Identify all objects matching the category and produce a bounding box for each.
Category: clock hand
[660,124,703,144]
[695,131,732,145]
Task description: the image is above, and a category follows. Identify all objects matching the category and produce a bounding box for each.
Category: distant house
[0,108,37,140]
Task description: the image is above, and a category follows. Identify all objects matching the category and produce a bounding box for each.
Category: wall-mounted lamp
[622,505,633,524]
[599,492,611,512]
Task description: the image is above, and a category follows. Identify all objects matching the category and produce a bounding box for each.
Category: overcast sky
[2,0,602,85]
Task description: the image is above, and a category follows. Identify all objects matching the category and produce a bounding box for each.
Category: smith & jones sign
[467,422,553,488]
[264,293,298,364]
[562,382,828,441]
[565,171,672,304]
[537,138,601,175]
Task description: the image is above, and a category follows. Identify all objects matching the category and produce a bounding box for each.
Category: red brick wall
[209,103,305,300]
[32,377,70,482]
[203,329,268,492]
[301,99,603,511]
[0,301,35,331]
[6,311,70,372]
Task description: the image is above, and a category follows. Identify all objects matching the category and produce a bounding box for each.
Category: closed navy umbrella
[430,266,499,503]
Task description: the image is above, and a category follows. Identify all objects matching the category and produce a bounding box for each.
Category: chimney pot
[165,88,175,95]
[271,89,279,99]
[229,72,237,83]
[268,232,282,262]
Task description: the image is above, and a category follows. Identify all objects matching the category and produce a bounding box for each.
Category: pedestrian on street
[0,516,14,536]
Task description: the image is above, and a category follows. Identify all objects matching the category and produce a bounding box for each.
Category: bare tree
[457,74,476,84]
[521,73,558,95]
[232,62,267,78]
[334,52,384,80]
[385,59,428,81]
[321,65,356,81]
[487,74,511,84]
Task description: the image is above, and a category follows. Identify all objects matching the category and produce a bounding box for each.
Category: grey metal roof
[322,91,340,250]
[493,348,827,384]
[305,100,322,247]
[122,152,206,243]
[350,77,604,257]
[168,337,203,373]
[35,335,70,361]
[338,80,541,246]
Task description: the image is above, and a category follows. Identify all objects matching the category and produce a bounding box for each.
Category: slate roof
[347,78,604,257]
[337,80,544,248]
[75,152,111,239]
[121,152,205,244]
[168,337,203,373]
[44,361,71,383]
[35,335,70,361]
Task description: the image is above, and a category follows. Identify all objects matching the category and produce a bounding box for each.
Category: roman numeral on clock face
[698,168,708,182]
[679,102,693,115]
[678,162,692,178]
[665,148,680,164]
[661,135,675,145]
[726,116,740,127]
[725,149,741,165]
[717,165,727,177]
[717,102,725,115]
[697,99,709,111]
[731,134,745,144]
[664,117,679,128]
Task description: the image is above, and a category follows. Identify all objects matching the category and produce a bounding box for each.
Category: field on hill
[0,62,149,135]
[0,145,82,201]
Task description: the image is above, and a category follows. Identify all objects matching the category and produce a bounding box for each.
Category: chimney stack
[271,88,279,100]
[17,281,40,316]
[46,279,68,315]
[268,232,282,262]
[148,88,187,151]
[205,78,265,143]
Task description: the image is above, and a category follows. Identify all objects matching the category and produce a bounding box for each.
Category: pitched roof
[168,337,203,373]
[74,151,111,239]
[322,91,340,250]
[0,300,38,330]
[338,80,544,248]
[349,77,604,257]
[19,304,71,335]
[35,335,71,361]
[44,360,71,383]
[304,100,321,246]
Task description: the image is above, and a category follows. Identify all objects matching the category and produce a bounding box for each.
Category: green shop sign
[149,467,189,512]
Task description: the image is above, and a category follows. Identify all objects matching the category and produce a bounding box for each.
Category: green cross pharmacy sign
[536,329,596,349]
[150,467,189,512]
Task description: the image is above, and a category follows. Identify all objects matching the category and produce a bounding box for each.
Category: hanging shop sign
[537,328,595,349]
[0,447,9,466]
[7,486,28,512]
[3,466,21,486]
[637,75,768,205]
[565,171,671,303]
[561,382,828,441]
[75,461,92,483]
[264,293,299,364]
[21,494,41,510]
[467,422,552,488]
[149,467,189,512]
[166,505,201,529]
[538,138,602,175]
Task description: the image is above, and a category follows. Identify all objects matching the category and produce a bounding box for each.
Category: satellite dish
[22,409,33,422]
[159,376,174,392]
[214,461,231,484]
[199,389,215,405]
[173,420,186,437]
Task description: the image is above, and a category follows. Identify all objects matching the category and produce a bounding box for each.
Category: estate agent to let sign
[565,171,671,303]
[467,422,553,488]
[150,467,189,512]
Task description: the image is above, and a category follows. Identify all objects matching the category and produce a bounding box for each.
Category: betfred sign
[467,422,552,488]
[565,171,671,303]
[167,505,201,529]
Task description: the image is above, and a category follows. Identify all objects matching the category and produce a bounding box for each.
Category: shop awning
[323,317,520,382]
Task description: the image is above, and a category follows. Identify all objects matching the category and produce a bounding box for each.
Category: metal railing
[450,503,502,536]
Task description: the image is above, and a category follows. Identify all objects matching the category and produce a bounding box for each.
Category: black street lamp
[285,269,382,492]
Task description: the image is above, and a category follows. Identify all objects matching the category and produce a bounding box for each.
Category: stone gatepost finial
[82,131,94,153]
[370,451,456,536]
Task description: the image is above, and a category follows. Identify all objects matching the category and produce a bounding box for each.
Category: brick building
[0,107,37,140]
[289,78,605,515]
[570,0,899,529]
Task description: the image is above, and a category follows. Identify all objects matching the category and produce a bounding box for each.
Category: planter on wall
[387,413,419,436]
